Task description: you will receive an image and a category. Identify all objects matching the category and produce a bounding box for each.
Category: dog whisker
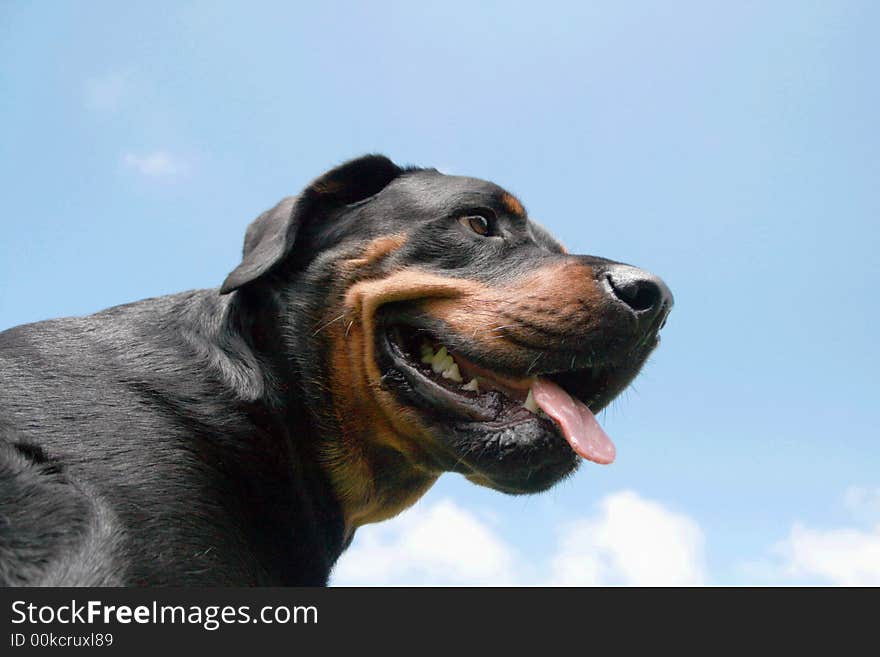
[311,313,346,337]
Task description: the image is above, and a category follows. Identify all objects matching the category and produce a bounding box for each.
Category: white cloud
[122,151,188,179]
[332,491,706,586]
[331,499,517,586]
[843,486,880,523]
[549,490,706,586]
[333,487,880,586]
[772,523,880,586]
[84,72,130,111]
[742,486,880,586]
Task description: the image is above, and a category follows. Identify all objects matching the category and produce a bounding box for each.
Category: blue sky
[2,1,878,585]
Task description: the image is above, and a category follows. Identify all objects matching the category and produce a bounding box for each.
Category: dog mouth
[378,319,642,491]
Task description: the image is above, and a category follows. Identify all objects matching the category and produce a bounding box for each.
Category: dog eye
[459,214,492,236]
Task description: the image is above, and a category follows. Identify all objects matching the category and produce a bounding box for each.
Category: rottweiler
[0,155,672,586]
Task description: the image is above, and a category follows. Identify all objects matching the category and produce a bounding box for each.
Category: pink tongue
[532,378,616,465]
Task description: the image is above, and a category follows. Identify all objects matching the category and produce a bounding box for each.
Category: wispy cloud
[84,72,131,112]
[122,151,188,179]
[843,486,880,523]
[772,523,880,586]
[743,486,880,586]
[332,491,706,586]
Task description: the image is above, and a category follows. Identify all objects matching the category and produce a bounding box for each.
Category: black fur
[0,155,671,585]
[0,157,405,585]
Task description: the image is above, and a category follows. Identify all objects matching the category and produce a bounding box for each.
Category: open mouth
[381,322,624,469]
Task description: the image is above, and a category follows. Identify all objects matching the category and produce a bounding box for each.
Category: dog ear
[220,154,403,294]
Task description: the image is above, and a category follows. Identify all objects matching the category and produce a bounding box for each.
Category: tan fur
[500,192,526,217]
[422,261,603,348]
[327,271,487,527]
[321,238,490,529]
[345,234,407,269]
[319,243,599,530]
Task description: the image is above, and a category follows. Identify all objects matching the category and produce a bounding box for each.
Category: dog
[0,155,672,585]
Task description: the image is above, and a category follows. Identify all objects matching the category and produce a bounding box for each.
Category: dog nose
[604,264,673,326]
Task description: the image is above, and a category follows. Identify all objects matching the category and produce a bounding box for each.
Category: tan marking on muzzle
[320,260,601,528]
[420,261,604,350]
[322,267,486,528]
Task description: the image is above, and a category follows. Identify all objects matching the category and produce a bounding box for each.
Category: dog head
[222,155,673,527]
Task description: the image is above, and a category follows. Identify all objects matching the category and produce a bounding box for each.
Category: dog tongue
[532,378,615,465]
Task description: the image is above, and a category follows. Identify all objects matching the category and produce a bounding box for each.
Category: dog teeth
[461,378,480,392]
[421,343,464,384]
[428,345,461,382]
[523,387,539,413]
[441,362,463,382]
[419,345,540,409]
[431,348,454,374]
